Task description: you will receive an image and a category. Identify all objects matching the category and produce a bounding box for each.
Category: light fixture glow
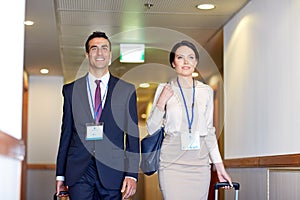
[139,83,150,88]
[141,113,147,119]
[40,68,49,74]
[197,4,216,10]
[24,20,34,26]
[192,72,199,77]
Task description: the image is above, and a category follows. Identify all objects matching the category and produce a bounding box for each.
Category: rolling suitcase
[214,182,240,200]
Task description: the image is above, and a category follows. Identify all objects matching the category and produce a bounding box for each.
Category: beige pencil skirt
[158,164,211,200]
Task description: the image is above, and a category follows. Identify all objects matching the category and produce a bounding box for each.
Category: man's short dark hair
[85,31,111,53]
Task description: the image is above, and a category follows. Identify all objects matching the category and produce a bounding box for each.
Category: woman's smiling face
[172,45,198,77]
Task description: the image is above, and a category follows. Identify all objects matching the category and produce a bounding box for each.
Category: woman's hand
[214,162,233,189]
[156,83,174,111]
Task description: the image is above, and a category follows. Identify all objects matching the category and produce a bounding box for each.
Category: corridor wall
[224,0,300,159]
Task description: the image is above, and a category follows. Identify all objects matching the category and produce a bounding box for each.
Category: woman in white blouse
[146,41,232,200]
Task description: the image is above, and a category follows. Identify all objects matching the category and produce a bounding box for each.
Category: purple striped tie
[94,80,102,122]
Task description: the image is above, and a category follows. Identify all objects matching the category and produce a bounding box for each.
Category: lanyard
[86,76,108,121]
[177,77,195,133]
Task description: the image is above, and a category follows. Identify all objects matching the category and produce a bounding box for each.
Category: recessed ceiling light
[40,68,49,74]
[24,20,34,26]
[141,113,147,119]
[197,4,216,10]
[139,83,150,88]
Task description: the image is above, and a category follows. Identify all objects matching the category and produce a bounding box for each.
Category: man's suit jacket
[56,74,140,190]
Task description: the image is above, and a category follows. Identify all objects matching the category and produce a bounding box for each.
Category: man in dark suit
[55,31,140,200]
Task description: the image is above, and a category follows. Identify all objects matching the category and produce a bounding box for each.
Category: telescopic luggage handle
[214,182,240,190]
[214,182,240,200]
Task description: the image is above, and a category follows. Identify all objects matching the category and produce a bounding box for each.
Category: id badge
[86,122,104,140]
[181,133,200,150]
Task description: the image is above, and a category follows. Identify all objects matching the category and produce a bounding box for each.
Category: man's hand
[56,180,69,197]
[121,177,137,199]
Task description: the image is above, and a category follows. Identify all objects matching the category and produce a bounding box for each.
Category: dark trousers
[68,157,122,200]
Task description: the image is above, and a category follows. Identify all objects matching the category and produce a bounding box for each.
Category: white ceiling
[24,0,250,83]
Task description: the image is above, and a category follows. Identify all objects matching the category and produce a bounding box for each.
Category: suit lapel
[73,74,94,122]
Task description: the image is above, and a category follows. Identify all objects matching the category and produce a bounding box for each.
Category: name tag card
[86,122,104,140]
[181,133,200,150]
